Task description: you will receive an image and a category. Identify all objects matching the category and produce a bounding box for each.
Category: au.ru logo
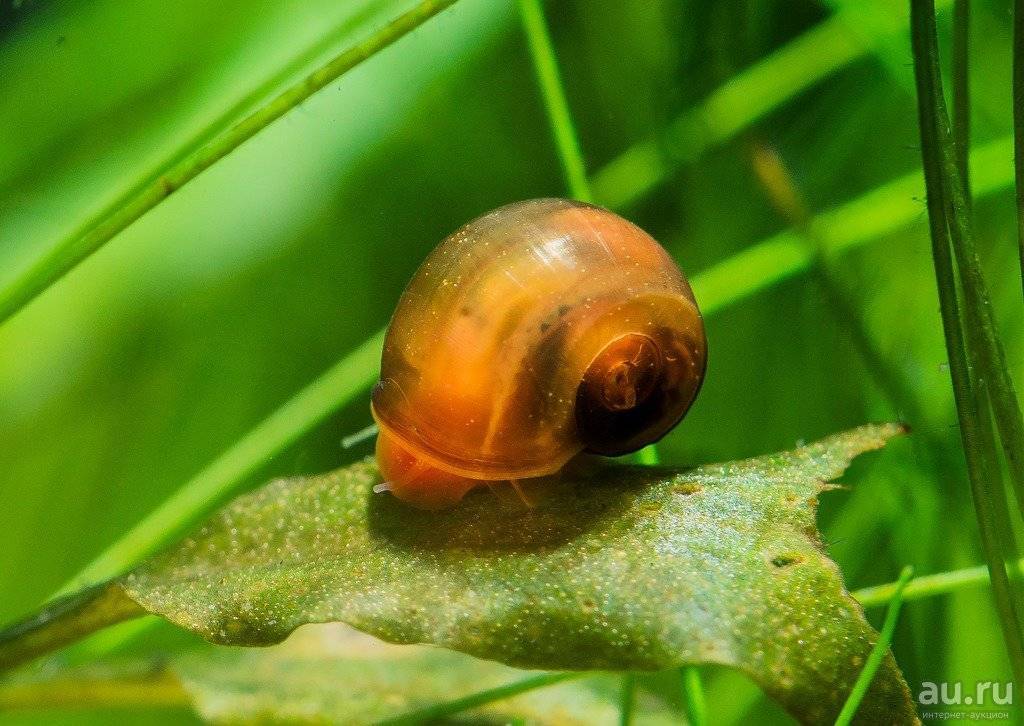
[918,681,1013,707]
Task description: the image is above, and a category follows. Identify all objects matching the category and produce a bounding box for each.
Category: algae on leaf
[113,423,915,724]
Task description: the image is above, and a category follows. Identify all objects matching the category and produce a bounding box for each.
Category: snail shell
[371,198,707,509]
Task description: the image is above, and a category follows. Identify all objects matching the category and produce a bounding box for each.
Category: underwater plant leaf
[113,423,914,724]
[0,424,916,723]
[174,624,642,725]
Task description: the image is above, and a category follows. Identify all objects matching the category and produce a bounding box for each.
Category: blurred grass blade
[692,133,1013,315]
[617,674,636,726]
[57,329,384,595]
[909,0,1024,691]
[516,0,593,203]
[592,1,952,209]
[342,423,379,449]
[749,143,925,424]
[0,0,460,328]
[1016,0,1024,296]
[378,673,583,726]
[835,565,914,726]
[635,445,660,465]
[681,667,707,726]
[952,0,970,201]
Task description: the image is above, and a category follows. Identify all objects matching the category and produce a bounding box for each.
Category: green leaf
[126,423,914,723]
[175,624,628,725]
[0,424,917,724]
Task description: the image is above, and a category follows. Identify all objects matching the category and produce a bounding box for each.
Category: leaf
[174,624,646,725]
[0,424,917,724]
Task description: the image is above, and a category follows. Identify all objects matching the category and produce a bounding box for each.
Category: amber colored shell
[371,198,707,508]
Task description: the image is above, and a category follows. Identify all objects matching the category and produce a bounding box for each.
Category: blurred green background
[1,0,1022,722]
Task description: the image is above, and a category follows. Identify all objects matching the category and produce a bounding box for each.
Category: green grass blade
[635,445,660,466]
[592,2,952,210]
[854,558,1024,608]
[681,667,707,726]
[1015,0,1024,297]
[834,565,913,726]
[929,11,1024,525]
[376,672,584,725]
[57,329,385,595]
[952,0,970,201]
[617,673,636,726]
[692,133,1013,316]
[0,0,461,329]
[909,0,1024,691]
[749,144,928,425]
[516,0,593,203]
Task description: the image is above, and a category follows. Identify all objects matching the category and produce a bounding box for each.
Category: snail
[371,198,707,510]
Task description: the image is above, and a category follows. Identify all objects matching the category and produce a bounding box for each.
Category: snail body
[371,198,707,509]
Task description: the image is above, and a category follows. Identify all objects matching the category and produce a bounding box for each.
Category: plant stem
[909,0,1024,691]
[0,0,461,328]
[516,0,593,203]
[57,330,385,595]
[0,585,144,672]
[834,566,914,725]
[953,0,970,203]
[377,672,586,725]
[931,20,1024,524]
[680,667,707,726]
[853,558,1022,608]
[618,673,636,726]
[1015,0,1024,297]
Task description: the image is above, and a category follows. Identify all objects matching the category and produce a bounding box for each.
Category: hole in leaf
[770,552,805,568]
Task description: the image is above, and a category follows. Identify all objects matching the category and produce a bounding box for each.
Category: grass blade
[909,0,1024,691]
[592,1,952,210]
[377,672,585,725]
[952,0,970,202]
[681,667,707,726]
[928,8,1024,523]
[0,0,461,328]
[834,565,914,725]
[617,674,636,726]
[1015,0,1024,296]
[516,0,593,203]
[854,559,1024,608]
[749,144,927,425]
